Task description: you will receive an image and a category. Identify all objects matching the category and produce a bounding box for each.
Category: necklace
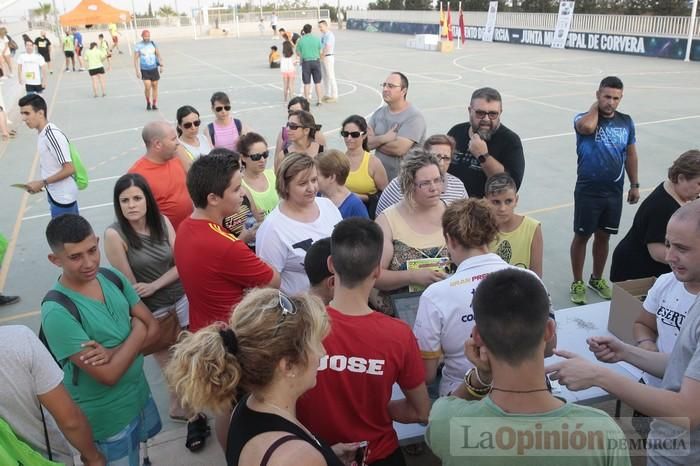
[256,397,321,447]
[491,387,550,394]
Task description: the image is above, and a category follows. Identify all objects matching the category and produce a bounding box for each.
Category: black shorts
[141,68,160,81]
[25,84,44,93]
[89,67,105,76]
[573,189,622,236]
[39,51,50,63]
[64,50,74,58]
[75,46,83,56]
[272,25,277,32]
[301,59,322,84]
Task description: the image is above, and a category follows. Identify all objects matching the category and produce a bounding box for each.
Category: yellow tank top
[490,216,540,269]
[345,151,377,195]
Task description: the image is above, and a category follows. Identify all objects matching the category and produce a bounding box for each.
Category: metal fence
[131,9,329,29]
[347,10,700,38]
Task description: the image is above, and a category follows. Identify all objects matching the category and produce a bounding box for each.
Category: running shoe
[152,104,158,110]
[146,102,152,110]
[0,294,20,306]
[588,276,613,300]
[570,280,586,305]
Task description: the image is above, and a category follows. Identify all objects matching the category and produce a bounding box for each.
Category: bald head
[671,199,700,232]
[142,121,171,148]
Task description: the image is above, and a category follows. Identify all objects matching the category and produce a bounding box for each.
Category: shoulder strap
[40,405,53,460]
[98,267,124,291]
[234,118,242,134]
[260,435,300,466]
[208,122,216,145]
[40,289,82,385]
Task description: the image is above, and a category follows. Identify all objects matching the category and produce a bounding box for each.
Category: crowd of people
[2,23,700,466]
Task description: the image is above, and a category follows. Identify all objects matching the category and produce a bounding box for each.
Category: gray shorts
[153,294,189,328]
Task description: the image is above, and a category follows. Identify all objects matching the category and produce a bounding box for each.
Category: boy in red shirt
[175,151,280,331]
[297,218,430,465]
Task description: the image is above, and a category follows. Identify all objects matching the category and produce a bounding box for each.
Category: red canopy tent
[59,0,131,26]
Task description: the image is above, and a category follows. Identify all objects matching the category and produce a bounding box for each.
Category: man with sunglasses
[368,72,426,181]
[447,87,524,198]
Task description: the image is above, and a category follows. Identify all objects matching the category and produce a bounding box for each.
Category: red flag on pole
[459,2,466,44]
[447,3,454,41]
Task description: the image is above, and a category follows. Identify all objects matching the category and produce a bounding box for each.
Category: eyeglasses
[473,110,500,120]
[416,176,445,191]
[215,105,231,112]
[430,153,452,163]
[246,150,269,161]
[182,120,201,129]
[261,291,298,335]
[340,130,366,138]
[286,122,305,130]
[380,82,401,89]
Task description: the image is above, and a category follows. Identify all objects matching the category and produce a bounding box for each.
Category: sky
[2,0,369,18]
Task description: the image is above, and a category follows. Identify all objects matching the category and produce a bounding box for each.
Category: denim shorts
[96,394,161,466]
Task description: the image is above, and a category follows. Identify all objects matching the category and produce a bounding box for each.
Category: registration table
[393,301,639,444]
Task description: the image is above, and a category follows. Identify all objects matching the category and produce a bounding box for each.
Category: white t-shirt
[642,272,697,386]
[256,197,342,294]
[179,134,211,159]
[17,52,45,85]
[0,325,75,464]
[414,253,517,396]
[38,123,78,205]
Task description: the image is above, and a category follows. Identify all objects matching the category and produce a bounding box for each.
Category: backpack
[38,268,124,385]
[207,119,242,146]
[68,142,88,190]
[0,416,61,466]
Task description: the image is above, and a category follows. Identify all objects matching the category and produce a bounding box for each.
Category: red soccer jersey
[297,306,425,463]
[128,156,193,231]
[175,218,274,332]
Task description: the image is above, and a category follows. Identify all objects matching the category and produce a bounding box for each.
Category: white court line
[23,202,113,221]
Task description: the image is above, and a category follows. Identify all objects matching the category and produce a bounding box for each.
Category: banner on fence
[552,1,575,49]
[482,1,498,42]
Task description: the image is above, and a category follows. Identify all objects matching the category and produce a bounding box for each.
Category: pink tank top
[213,120,240,151]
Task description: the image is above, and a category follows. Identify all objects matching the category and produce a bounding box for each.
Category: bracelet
[630,183,640,189]
[464,368,491,394]
[474,367,492,387]
[636,338,655,346]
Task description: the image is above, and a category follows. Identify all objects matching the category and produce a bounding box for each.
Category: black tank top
[226,395,343,466]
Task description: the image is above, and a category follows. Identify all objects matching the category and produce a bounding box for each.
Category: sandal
[185,413,211,453]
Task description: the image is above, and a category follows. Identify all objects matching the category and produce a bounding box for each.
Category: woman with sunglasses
[237,132,279,218]
[206,91,250,151]
[373,148,449,314]
[257,153,342,295]
[104,174,212,452]
[274,110,324,172]
[176,105,211,161]
[341,115,388,218]
[274,98,326,172]
[166,288,360,466]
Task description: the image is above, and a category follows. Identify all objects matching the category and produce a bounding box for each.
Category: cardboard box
[608,277,656,344]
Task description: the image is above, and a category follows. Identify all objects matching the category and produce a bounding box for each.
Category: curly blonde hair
[165,288,329,414]
[442,198,499,250]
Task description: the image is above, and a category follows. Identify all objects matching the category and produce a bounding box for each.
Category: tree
[389,0,403,9]
[157,5,177,17]
[32,2,53,21]
[147,1,154,17]
[368,0,391,9]
[405,0,431,10]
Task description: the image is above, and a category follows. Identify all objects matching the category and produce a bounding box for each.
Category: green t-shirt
[62,35,73,52]
[296,34,322,61]
[84,48,106,70]
[427,396,631,466]
[40,269,150,441]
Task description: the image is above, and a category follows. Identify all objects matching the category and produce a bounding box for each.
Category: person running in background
[84,42,107,98]
[134,30,163,111]
[17,39,47,94]
[108,23,122,54]
[34,31,52,74]
[62,29,75,72]
[71,27,85,71]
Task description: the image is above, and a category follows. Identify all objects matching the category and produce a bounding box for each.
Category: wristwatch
[477,153,489,164]
[630,183,640,189]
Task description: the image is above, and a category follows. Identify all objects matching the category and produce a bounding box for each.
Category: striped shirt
[375,173,467,217]
[38,123,78,204]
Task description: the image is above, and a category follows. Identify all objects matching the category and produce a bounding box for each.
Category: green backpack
[0,416,62,466]
[69,142,89,190]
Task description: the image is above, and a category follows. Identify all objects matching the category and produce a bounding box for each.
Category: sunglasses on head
[215,105,231,112]
[182,120,201,129]
[341,130,366,138]
[286,122,305,130]
[246,150,269,161]
[261,291,298,336]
